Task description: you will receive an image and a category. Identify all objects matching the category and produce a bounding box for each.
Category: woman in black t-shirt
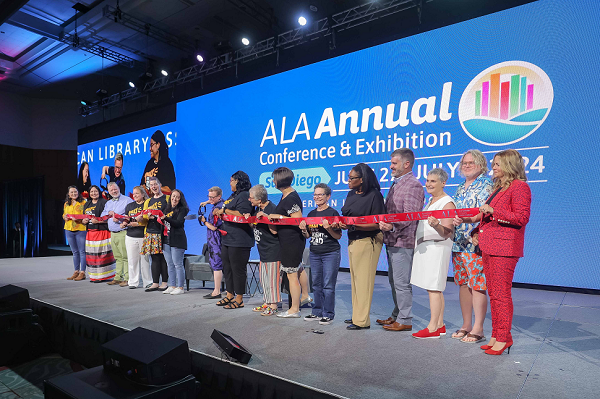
[121,186,151,288]
[213,171,254,309]
[82,185,115,282]
[340,163,385,330]
[299,183,342,325]
[139,177,170,292]
[245,184,281,316]
[263,167,309,318]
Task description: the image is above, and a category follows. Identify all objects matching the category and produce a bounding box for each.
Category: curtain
[2,177,44,257]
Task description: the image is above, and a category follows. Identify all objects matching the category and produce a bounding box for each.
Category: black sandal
[216,297,232,306]
[224,300,244,309]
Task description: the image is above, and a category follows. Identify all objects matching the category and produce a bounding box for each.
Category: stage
[2,256,599,399]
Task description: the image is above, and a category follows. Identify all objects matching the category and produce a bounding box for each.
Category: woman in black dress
[214,171,254,309]
[264,167,309,318]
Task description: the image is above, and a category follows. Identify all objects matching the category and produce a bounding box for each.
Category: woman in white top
[411,168,456,339]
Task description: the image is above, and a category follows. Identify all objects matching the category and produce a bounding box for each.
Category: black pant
[151,253,168,284]
[222,244,251,295]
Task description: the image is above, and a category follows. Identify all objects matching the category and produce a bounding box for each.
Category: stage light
[196,54,204,62]
[161,69,168,76]
[298,16,307,26]
[128,81,135,88]
[80,100,87,106]
[242,37,250,46]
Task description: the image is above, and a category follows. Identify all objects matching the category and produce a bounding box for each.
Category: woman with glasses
[299,183,342,325]
[339,163,385,330]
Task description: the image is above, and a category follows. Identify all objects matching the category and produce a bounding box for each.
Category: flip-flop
[451,329,469,339]
[461,333,486,343]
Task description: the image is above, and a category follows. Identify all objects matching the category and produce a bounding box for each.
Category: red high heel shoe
[480,344,492,350]
[484,341,513,355]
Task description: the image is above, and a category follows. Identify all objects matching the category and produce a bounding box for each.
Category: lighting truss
[63,33,135,67]
[83,0,430,116]
[103,5,196,53]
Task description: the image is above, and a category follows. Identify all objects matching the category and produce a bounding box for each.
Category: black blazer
[164,209,188,250]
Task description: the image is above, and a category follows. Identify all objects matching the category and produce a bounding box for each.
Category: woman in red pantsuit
[457,149,531,355]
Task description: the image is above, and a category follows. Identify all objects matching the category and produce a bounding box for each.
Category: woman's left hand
[479,204,494,214]
[428,216,440,227]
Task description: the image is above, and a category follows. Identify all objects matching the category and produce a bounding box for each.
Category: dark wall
[0,144,77,255]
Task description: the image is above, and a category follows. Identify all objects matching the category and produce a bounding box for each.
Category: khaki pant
[111,230,128,281]
[348,233,383,327]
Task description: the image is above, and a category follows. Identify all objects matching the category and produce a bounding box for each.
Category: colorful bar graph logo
[458,61,554,146]
[474,73,535,119]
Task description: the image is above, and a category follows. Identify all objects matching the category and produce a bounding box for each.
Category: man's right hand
[379,221,393,232]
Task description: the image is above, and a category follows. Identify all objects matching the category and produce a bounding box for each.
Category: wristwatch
[349,225,356,232]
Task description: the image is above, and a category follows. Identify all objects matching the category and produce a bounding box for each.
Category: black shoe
[157,286,168,291]
[128,286,137,289]
[346,324,370,330]
[344,319,353,324]
[203,293,222,299]
[145,287,159,292]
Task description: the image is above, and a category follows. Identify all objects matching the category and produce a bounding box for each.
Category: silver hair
[249,184,268,203]
[460,149,489,176]
[107,181,119,189]
[428,167,448,183]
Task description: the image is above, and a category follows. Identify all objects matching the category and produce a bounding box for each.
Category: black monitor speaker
[101,327,191,386]
[0,284,30,312]
[211,329,252,364]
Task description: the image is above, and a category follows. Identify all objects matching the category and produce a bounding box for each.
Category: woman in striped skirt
[82,185,116,282]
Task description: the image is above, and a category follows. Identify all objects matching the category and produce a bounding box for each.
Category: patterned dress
[202,199,224,271]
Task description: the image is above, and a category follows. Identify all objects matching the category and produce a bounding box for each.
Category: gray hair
[391,148,415,168]
[208,186,222,197]
[428,167,448,183]
[147,176,161,186]
[460,149,489,176]
[107,181,119,189]
[249,184,268,203]
[314,183,331,196]
[132,185,149,200]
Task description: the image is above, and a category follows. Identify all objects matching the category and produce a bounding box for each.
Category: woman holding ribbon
[140,177,170,292]
[82,185,115,283]
[459,149,531,355]
[63,185,87,280]
[213,171,254,309]
[265,167,310,318]
[340,163,385,330]
[122,186,150,288]
[450,150,492,343]
[161,189,189,296]
[410,168,456,339]
[247,184,281,316]
[299,183,342,325]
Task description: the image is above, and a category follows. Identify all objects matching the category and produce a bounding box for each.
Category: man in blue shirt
[102,182,133,286]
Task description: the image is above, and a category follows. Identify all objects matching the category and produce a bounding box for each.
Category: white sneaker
[304,314,320,321]
[170,288,184,295]
[163,287,175,294]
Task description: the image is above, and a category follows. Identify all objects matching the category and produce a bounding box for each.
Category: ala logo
[458,61,553,146]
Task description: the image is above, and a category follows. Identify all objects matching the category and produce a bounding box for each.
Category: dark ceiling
[0,0,536,121]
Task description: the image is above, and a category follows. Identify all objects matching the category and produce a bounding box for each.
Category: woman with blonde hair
[456,149,531,355]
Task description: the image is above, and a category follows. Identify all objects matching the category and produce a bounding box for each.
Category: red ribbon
[66,209,166,225]
[221,208,480,226]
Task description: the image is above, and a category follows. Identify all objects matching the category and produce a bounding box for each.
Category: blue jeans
[66,230,87,272]
[310,249,341,319]
[163,244,185,288]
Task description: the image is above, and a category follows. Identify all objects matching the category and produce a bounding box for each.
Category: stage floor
[2,256,599,399]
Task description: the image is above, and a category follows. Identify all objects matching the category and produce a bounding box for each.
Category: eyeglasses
[348,176,361,181]
[462,161,476,166]
[150,141,159,147]
[114,166,122,170]
[208,195,218,199]
[313,193,327,197]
